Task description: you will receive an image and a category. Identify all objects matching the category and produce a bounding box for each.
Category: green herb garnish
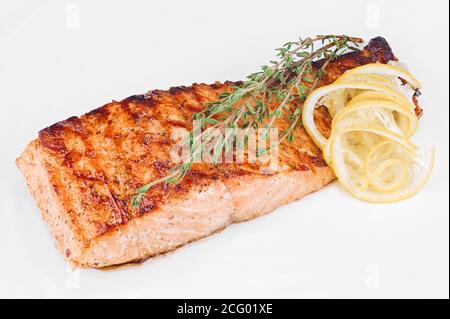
[132,35,363,207]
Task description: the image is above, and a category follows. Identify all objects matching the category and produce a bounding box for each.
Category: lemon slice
[340,63,422,90]
[328,128,434,203]
[346,91,414,113]
[363,141,416,192]
[332,98,418,138]
[302,63,433,203]
[302,81,411,149]
[324,126,418,166]
[336,73,400,91]
[367,159,407,193]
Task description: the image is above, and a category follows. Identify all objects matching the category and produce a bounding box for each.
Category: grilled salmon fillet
[17,37,398,268]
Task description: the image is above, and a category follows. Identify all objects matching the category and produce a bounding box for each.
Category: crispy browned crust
[18,37,400,260]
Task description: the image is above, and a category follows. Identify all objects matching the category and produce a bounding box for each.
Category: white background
[0,0,448,299]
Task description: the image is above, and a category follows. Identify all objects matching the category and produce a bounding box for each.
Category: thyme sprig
[132,35,363,207]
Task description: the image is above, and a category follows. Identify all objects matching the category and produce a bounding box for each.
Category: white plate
[0,0,448,298]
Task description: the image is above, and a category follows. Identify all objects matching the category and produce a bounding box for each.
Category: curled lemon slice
[332,98,419,138]
[328,128,435,203]
[302,80,413,149]
[302,63,434,203]
[339,63,422,90]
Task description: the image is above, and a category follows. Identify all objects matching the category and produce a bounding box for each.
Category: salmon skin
[17,37,397,268]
